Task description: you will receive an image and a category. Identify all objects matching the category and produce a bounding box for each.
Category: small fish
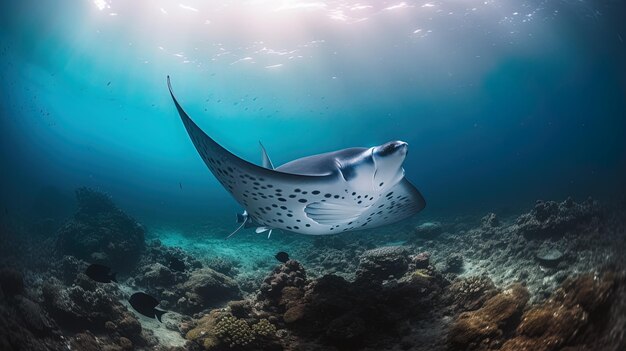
[107,81,111,86]
[85,263,117,283]
[129,292,167,322]
[169,257,186,272]
[275,251,290,263]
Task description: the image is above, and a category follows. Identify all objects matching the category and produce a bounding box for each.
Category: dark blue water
[1,0,625,227]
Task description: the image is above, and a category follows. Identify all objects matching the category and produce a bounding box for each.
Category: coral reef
[355,245,410,282]
[55,188,145,272]
[177,268,241,314]
[41,276,148,344]
[0,264,157,351]
[414,221,443,239]
[445,275,499,313]
[133,244,242,314]
[447,271,626,351]
[206,257,240,276]
[515,197,600,238]
[411,251,431,269]
[260,260,307,308]
[1,195,625,351]
[130,239,239,314]
[444,253,464,273]
[254,255,447,349]
[185,310,280,350]
[448,283,529,349]
[501,271,623,351]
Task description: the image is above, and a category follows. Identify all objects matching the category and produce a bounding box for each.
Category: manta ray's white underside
[167,77,425,235]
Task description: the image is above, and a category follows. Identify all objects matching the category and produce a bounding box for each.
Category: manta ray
[167,76,425,236]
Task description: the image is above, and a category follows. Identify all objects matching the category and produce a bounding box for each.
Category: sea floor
[1,188,625,350]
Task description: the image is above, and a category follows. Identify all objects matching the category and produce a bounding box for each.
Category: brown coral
[283,304,306,324]
[500,271,620,351]
[448,283,529,349]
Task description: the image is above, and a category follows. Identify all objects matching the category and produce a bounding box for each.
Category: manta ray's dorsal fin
[259,142,274,170]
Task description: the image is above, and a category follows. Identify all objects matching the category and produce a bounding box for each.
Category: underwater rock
[41,277,147,344]
[206,257,240,276]
[535,246,565,267]
[448,283,529,350]
[276,285,307,324]
[272,263,446,350]
[355,245,410,282]
[300,245,360,281]
[0,281,64,351]
[227,300,253,319]
[444,253,464,274]
[445,275,498,313]
[481,213,500,228]
[138,263,177,287]
[260,260,307,305]
[500,271,622,351]
[282,303,306,324]
[55,187,145,272]
[68,332,102,351]
[325,312,367,344]
[411,252,430,269]
[0,267,24,298]
[139,240,203,273]
[414,222,443,239]
[14,296,58,336]
[515,197,599,238]
[132,240,207,312]
[178,268,241,314]
[290,274,364,346]
[55,255,89,285]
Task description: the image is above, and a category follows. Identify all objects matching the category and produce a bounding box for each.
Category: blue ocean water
[1,0,625,227]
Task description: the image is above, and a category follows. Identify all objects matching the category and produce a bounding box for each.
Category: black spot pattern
[181,116,422,234]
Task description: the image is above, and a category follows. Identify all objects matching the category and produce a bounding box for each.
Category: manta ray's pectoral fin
[304,201,369,225]
[259,142,275,170]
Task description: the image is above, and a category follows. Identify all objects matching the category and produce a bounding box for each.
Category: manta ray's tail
[226,211,249,239]
[226,218,247,239]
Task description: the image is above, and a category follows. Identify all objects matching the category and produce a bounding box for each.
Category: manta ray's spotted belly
[167,76,425,236]
[203,159,419,235]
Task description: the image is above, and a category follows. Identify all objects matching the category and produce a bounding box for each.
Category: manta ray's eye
[379,143,398,156]
[377,141,407,157]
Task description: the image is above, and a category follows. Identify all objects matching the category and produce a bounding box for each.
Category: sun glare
[93,0,109,11]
